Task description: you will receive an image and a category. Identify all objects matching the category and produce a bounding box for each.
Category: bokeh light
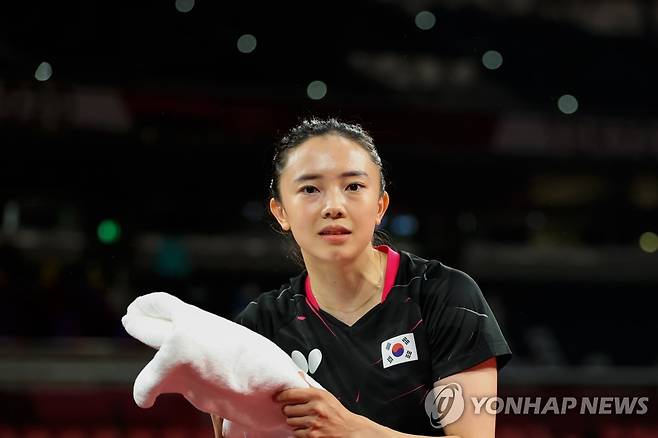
[415,11,436,30]
[558,94,579,114]
[482,50,503,70]
[237,34,257,54]
[390,214,419,236]
[97,219,121,244]
[307,80,327,100]
[34,62,52,81]
[639,232,658,253]
[175,0,194,13]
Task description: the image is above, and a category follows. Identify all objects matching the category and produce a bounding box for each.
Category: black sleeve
[233,301,262,333]
[422,266,512,382]
[232,292,279,340]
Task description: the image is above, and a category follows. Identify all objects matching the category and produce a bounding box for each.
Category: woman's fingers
[285,414,317,429]
[282,402,312,418]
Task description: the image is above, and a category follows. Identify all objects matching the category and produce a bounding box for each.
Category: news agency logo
[423,384,650,429]
[424,383,465,428]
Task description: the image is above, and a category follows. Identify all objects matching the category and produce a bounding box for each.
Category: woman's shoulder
[251,271,306,307]
[396,249,483,301]
[234,271,306,335]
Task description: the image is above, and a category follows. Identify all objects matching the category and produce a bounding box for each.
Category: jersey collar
[304,245,401,312]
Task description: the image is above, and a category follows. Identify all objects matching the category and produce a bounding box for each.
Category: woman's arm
[276,387,466,438]
[276,358,498,438]
[210,414,224,438]
[363,360,497,437]
[435,357,498,438]
[355,415,462,438]
[212,359,495,438]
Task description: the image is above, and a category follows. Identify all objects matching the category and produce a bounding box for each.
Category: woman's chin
[306,240,371,264]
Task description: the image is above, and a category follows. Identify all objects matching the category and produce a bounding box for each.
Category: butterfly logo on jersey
[381,332,418,369]
[291,348,322,374]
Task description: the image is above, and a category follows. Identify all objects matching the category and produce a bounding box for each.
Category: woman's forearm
[210,414,223,438]
[356,414,460,438]
[210,413,460,438]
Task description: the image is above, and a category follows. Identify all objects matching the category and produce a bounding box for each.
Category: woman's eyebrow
[293,170,369,183]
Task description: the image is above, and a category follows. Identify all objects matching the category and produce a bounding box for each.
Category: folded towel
[121,292,324,437]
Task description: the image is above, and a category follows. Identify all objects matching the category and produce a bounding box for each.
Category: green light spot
[639,232,658,253]
[98,219,121,244]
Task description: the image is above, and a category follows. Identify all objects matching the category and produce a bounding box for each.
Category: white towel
[121,292,324,437]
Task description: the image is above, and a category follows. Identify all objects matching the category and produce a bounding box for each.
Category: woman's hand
[275,385,371,438]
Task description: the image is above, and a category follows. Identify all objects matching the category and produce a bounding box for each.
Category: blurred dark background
[1,1,657,436]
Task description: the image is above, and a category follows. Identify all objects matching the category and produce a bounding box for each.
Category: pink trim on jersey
[378,244,400,302]
[304,245,400,312]
[305,276,321,312]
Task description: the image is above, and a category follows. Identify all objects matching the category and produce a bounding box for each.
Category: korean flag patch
[381,333,418,369]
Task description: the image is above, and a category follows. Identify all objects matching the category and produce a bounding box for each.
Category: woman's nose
[322,206,345,219]
[321,190,346,218]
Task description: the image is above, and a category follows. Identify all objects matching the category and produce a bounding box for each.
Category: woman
[212,118,512,437]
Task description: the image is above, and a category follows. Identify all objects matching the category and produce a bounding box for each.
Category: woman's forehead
[283,135,374,176]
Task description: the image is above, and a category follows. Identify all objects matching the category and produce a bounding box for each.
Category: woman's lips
[319,232,351,243]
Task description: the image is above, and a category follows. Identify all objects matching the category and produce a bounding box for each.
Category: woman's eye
[347,183,363,191]
[301,186,318,194]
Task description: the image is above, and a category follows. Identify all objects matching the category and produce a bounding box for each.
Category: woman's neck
[304,246,387,315]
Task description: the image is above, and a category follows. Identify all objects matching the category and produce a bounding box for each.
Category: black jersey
[234,246,511,436]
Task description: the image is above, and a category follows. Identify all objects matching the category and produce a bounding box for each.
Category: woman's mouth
[319,232,351,243]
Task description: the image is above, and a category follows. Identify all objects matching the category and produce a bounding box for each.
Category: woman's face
[270,134,389,263]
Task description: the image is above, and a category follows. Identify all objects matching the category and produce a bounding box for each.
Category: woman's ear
[376,191,390,225]
[269,197,290,231]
